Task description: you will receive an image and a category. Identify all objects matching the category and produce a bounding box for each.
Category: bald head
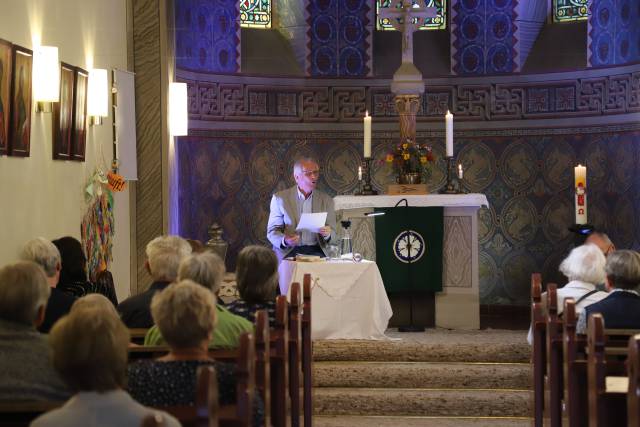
[585,232,615,256]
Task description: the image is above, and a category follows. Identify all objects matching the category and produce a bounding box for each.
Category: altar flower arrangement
[385,138,435,184]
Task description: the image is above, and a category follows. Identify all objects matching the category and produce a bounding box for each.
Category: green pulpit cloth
[374,207,443,293]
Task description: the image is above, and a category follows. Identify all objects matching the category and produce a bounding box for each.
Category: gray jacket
[266,186,337,262]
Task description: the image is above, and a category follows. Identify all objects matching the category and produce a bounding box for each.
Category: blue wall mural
[175,0,239,72]
[306,0,371,76]
[589,0,640,67]
[452,0,519,75]
[175,130,640,305]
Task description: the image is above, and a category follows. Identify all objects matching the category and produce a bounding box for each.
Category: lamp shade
[87,68,109,117]
[33,46,60,102]
[169,82,188,136]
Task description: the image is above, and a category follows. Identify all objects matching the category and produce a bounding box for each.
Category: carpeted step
[313,415,531,427]
[314,361,531,389]
[313,387,532,417]
[314,330,529,363]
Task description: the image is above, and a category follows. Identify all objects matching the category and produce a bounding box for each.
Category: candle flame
[365,110,369,117]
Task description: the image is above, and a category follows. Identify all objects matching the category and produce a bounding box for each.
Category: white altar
[333,194,489,330]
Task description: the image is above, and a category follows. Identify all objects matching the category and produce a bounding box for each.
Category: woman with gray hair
[577,250,640,333]
[227,245,279,326]
[128,280,264,427]
[0,261,69,401]
[527,243,608,344]
[144,251,253,349]
[30,304,180,427]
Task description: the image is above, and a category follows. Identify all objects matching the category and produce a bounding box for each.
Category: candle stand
[439,156,463,194]
[355,157,377,196]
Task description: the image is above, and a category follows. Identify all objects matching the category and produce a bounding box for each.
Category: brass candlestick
[440,156,462,194]
[356,157,378,195]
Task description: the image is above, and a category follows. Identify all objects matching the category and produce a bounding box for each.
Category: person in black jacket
[577,250,640,334]
[117,235,191,328]
[20,237,76,333]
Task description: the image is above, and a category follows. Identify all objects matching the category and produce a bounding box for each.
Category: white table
[278,259,393,340]
[333,194,489,330]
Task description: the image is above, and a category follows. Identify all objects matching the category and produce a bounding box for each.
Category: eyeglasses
[302,169,320,177]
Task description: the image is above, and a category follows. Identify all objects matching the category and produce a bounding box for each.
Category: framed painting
[8,45,31,157]
[71,67,88,161]
[52,63,75,160]
[0,38,11,156]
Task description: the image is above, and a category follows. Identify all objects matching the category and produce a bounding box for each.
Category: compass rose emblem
[393,230,426,263]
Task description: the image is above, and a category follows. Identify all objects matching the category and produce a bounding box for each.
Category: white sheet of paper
[296,212,327,233]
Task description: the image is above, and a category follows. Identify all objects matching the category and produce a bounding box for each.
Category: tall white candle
[445,110,453,157]
[574,164,587,225]
[364,111,372,158]
[358,166,362,181]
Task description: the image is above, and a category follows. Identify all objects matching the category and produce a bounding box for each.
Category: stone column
[394,94,421,142]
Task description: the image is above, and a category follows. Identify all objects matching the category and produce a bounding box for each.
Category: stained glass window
[240,0,271,28]
[377,0,446,31]
[553,0,589,22]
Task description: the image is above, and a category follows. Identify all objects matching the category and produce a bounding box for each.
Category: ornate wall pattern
[588,0,640,67]
[306,0,372,76]
[451,0,519,75]
[175,129,640,305]
[174,0,240,72]
[179,69,640,122]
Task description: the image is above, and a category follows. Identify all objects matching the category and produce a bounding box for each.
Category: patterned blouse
[226,299,277,327]
[127,360,263,426]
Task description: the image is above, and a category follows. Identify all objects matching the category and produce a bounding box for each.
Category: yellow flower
[420,156,427,164]
[403,153,410,160]
[402,143,408,149]
[385,154,394,163]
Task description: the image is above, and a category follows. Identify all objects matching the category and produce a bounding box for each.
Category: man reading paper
[267,157,336,262]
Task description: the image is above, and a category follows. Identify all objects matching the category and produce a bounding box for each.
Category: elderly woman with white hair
[30,304,180,427]
[527,243,608,344]
[0,261,69,401]
[128,280,264,427]
[144,251,253,349]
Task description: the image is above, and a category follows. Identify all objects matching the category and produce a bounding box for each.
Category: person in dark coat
[577,250,640,334]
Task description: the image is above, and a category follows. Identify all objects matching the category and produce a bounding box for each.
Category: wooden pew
[160,365,220,427]
[254,310,271,427]
[628,334,640,427]
[531,273,545,427]
[563,298,588,427]
[546,284,563,427]
[0,401,61,427]
[302,274,313,427]
[587,314,627,427]
[130,328,149,345]
[270,295,290,427]
[289,282,303,427]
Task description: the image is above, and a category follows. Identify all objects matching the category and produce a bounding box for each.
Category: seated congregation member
[31,305,180,427]
[71,294,119,316]
[53,236,118,306]
[227,245,278,326]
[20,237,76,333]
[118,235,191,328]
[128,281,264,427]
[144,252,253,349]
[527,243,608,344]
[0,261,69,401]
[585,231,615,257]
[576,250,640,334]
[52,237,91,298]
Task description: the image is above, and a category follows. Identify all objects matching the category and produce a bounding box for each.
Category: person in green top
[144,251,252,349]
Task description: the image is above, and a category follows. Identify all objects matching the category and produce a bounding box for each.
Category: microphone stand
[395,198,425,333]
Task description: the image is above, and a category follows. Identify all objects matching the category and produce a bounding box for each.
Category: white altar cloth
[278,260,393,340]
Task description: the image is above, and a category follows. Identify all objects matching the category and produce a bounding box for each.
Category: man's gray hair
[559,243,607,285]
[177,251,225,293]
[293,157,319,175]
[20,237,61,277]
[605,250,640,290]
[145,235,192,282]
[0,261,51,325]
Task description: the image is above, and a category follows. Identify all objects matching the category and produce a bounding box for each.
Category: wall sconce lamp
[32,45,60,113]
[87,68,109,125]
[169,82,188,136]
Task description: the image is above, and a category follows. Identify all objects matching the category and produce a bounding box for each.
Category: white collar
[610,288,640,296]
[564,280,598,291]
